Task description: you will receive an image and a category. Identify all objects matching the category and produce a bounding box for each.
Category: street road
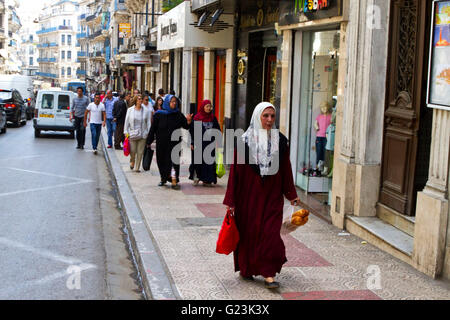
[0,122,143,299]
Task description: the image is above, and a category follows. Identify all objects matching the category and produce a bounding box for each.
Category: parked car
[33,90,75,138]
[0,104,6,134]
[0,89,27,127]
[0,75,35,120]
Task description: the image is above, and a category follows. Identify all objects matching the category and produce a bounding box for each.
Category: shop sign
[279,0,341,26]
[157,1,233,51]
[121,53,152,65]
[427,0,450,110]
[192,0,220,12]
[119,23,131,38]
[240,6,280,29]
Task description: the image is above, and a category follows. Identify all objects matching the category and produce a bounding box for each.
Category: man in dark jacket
[113,92,130,150]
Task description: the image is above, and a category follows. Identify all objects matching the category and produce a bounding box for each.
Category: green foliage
[162,0,184,13]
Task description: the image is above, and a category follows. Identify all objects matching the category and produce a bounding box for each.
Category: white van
[33,90,76,138]
[0,75,35,120]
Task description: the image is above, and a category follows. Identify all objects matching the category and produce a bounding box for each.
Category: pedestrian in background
[146,95,193,189]
[83,93,106,155]
[70,87,90,150]
[149,93,156,106]
[154,96,164,111]
[223,102,300,289]
[103,90,119,148]
[124,95,152,172]
[113,92,130,150]
[158,88,165,99]
[189,99,221,187]
[142,95,154,114]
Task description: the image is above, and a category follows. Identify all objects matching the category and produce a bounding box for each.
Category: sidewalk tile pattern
[113,145,450,300]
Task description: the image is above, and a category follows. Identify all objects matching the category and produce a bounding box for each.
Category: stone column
[203,50,215,101]
[331,0,390,227]
[224,48,234,120]
[181,48,192,115]
[414,109,450,278]
[279,30,293,136]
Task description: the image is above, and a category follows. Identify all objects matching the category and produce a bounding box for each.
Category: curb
[100,129,181,300]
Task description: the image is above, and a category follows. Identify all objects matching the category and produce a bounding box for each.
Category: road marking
[0,237,83,265]
[0,181,92,197]
[0,155,43,161]
[3,167,92,183]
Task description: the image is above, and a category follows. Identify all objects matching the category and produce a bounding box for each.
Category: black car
[0,104,6,134]
[0,89,27,127]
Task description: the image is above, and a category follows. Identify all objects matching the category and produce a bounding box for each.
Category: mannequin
[323,99,337,177]
[314,101,332,174]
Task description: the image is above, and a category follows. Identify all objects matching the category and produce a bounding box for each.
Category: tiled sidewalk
[113,143,450,300]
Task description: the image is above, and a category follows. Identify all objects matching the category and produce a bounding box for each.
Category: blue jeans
[90,123,102,150]
[315,137,327,165]
[106,118,116,146]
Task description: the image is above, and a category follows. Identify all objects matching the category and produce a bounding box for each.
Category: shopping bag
[216,209,239,255]
[216,151,226,179]
[123,137,130,157]
[142,146,154,171]
[280,204,309,235]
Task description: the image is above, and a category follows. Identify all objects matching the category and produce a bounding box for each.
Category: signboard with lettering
[119,23,131,38]
[192,0,220,11]
[279,0,342,26]
[121,53,152,65]
[157,1,234,51]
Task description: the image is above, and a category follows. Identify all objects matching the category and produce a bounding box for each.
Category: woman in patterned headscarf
[223,102,300,289]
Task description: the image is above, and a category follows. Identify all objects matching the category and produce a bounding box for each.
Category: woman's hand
[226,206,235,213]
[290,198,300,206]
[186,113,193,125]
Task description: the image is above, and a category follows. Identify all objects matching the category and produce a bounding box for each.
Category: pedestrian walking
[142,95,155,115]
[104,90,119,148]
[223,102,300,289]
[113,92,130,150]
[83,93,106,155]
[124,95,152,172]
[189,99,221,187]
[146,95,193,190]
[149,93,156,106]
[158,88,165,99]
[70,87,90,149]
[154,96,164,111]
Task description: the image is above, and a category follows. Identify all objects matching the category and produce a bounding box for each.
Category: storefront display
[293,30,339,202]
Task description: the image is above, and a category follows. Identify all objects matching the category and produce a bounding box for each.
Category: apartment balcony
[76,69,86,76]
[77,32,87,40]
[88,30,102,40]
[77,51,87,58]
[36,26,73,35]
[38,58,57,63]
[36,72,57,78]
[78,13,86,20]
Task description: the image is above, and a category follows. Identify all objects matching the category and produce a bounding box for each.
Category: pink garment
[316,114,332,138]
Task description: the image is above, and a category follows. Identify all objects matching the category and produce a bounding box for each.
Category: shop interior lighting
[210,8,224,26]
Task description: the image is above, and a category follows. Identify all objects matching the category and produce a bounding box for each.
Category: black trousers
[74,116,86,147]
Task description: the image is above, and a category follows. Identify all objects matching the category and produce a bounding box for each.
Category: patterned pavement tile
[282,234,333,267]
[282,290,382,300]
[195,203,227,218]
[181,183,227,196]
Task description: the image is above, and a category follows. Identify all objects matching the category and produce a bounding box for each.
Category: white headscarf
[242,102,280,176]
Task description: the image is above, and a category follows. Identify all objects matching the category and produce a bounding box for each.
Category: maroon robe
[223,134,298,278]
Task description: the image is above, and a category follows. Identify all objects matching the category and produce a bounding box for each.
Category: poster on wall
[427,0,450,110]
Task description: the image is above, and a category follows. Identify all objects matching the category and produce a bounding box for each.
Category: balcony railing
[79,13,86,20]
[77,51,87,57]
[86,14,96,22]
[37,58,57,63]
[76,69,86,76]
[36,72,57,78]
[36,26,73,35]
[77,32,87,40]
[88,30,102,39]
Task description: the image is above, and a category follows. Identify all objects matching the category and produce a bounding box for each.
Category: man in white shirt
[83,92,106,155]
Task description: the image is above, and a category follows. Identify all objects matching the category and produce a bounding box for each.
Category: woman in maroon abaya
[223,102,299,289]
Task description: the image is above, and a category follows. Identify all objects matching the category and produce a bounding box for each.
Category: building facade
[37,0,80,87]
[0,0,22,74]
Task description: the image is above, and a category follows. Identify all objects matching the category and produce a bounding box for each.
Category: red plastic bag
[216,209,239,255]
[123,137,130,157]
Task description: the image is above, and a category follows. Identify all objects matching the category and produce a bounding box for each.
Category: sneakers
[93,149,97,155]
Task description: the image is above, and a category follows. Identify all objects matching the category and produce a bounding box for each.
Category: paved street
[105,137,450,300]
[0,122,143,299]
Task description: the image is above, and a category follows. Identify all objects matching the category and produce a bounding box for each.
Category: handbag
[216,209,239,255]
[216,150,226,178]
[123,137,130,157]
[142,146,154,171]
